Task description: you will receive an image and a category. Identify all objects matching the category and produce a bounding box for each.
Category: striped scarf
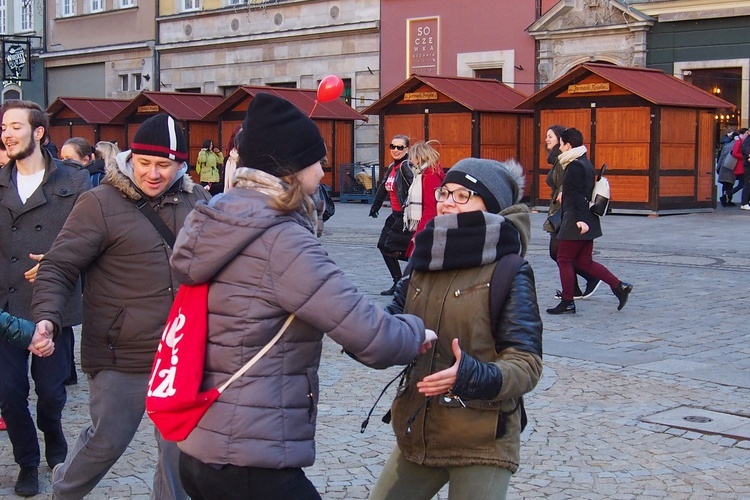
[410,211,522,272]
[404,163,426,231]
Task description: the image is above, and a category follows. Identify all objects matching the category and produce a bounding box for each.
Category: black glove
[369,207,379,218]
[451,350,503,401]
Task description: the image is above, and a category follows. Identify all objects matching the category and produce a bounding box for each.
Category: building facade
[156,0,381,161]
[42,0,156,103]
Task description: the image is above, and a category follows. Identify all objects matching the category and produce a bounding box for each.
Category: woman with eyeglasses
[369,135,414,295]
[371,158,543,500]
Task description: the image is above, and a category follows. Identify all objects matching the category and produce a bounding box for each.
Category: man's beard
[8,137,36,161]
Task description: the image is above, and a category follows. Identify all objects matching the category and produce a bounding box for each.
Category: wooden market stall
[203,85,367,193]
[361,75,533,197]
[47,97,131,152]
[518,63,734,214]
[110,91,225,180]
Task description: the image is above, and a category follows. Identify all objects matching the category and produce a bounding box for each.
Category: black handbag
[545,210,562,233]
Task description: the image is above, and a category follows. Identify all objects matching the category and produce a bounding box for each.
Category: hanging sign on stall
[568,83,610,94]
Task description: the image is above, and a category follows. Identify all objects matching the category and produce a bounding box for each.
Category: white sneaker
[741,205,750,210]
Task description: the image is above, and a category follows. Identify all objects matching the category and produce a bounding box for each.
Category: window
[0,0,6,34]
[267,81,296,88]
[182,0,199,11]
[61,0,76,17]
[90,0,103,12]
[20,0,33,29]
[120,74,129,92]
[132,74,142,91]
[119,0,134,7]
[227,0,246,5]
[475,68,503,82]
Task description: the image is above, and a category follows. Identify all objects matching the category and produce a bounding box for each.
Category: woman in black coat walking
[547,128,632,315]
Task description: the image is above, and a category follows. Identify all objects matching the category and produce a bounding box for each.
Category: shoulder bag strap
[133,199,176,249]
[217,314,295,394]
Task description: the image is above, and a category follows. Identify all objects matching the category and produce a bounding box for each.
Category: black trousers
[180,452,321,500]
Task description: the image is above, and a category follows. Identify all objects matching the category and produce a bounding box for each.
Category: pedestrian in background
[403,140,444,258]
[33,113,210,499]
[222,125,242,192]
[0,99,91,496]
[543,125,600,299]
[371,158,543,500]
[740,130,750,210]
[727,128,749,207]
[170,93,434,500]
[370,134,413,295]
[546,127,632,315]
[717,130,740,207]
[196,138,224,195]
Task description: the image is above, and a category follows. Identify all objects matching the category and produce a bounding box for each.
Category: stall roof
[362,75,531,115]
[203,85,367,122]
[518,63,735,110]
[111,91,225,123]
[47,97,131,124]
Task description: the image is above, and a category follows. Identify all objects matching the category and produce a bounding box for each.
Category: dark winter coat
[557,154,602,241]
[170,183,426,469]
[32,153,210,374]
[0,149,90,325]
[372,157,413,214]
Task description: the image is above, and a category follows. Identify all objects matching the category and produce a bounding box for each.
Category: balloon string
[309,100,319,118]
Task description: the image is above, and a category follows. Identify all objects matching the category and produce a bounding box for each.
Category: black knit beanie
[239,93,327,177]
[442,158,518,214]
[130,113,187,162]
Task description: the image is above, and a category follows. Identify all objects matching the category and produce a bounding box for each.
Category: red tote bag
[146,283,294,441]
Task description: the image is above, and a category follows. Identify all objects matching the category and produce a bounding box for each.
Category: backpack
[589,163,610,217]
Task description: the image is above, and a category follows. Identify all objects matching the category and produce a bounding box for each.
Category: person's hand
[576,221,589,234]
[419,329,437,355]
[204,184,211,191]
[24,253,44,283]
[369,207,379,218]
[29,321,55,357]
[416,338,461,397]
[555,192,562,204]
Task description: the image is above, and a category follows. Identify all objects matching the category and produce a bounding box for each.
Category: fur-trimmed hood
[104,151,199,201]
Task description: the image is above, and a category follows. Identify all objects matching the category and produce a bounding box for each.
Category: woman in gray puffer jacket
[170,93,433,500]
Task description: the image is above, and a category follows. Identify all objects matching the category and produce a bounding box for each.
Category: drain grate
[642,406,750,440]
[683,415,713,423]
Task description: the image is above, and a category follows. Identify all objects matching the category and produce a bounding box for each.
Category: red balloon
[317,75,344,103]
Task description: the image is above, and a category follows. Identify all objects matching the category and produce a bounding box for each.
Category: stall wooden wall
[596,107,650,204]
[660,108,696,199]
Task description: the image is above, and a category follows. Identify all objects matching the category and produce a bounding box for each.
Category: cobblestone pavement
[3,201,750,499]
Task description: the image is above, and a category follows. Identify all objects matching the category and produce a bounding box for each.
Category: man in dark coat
[0,99,91,496]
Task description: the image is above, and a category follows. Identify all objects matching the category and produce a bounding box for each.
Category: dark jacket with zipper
[32,153,210,374]
[371,157,413,214]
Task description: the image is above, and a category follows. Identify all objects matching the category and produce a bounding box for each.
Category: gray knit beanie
[442,158,519,214]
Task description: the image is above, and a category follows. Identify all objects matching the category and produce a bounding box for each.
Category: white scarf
[557,145,587,168]
[404,163,426,231]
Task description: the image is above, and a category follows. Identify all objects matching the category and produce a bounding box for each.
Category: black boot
[581,279,601,299]
[613,282,633,311]
[380,280,399,296]
[15,466,38,497]
[546,300,576,315]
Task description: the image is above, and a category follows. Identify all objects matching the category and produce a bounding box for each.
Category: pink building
[380,0,541,95]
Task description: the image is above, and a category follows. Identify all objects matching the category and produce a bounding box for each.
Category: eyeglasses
[389,144,407,151]
[435,187,477,204]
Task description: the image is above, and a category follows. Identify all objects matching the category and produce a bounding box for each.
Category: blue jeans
[52,370,186,500]
[0,326,72,468]
[370,446,512,500]
[179,452,321,500]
